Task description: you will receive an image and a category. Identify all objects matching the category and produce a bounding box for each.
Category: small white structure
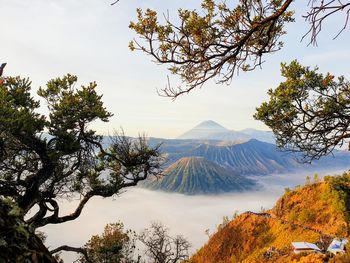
[291,242,322,254]
[327,238,348,255]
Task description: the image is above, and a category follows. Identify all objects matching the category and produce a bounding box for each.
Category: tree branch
[130,0,294,98]
[34,194,93,228]
[50,245,92,263]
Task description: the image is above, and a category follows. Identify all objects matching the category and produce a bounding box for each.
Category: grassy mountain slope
[142,157,257,194]
[190,173,350,263]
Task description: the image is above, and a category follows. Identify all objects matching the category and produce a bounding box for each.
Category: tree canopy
[77,221,191,263]
[79,222,137,263]
[129,0,350,98]
[0,198,58,263]
[255,60,350,162]
[0,73,162,257]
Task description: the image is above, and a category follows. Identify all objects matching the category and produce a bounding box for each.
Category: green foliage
[298,209,316,224]
[80,222,137,263]
[324,173,350,230]
[0,73,161,229]
[0,73,161,259]
[255,60,350,162]
[284,187,291,194]
[0,198,56,263]
[288,210,298,223]
[130,0,294,97]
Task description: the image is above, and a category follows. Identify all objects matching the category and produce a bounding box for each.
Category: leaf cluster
[0,74,162,231]
[0,197,57,263]
[130,0,294,98]
[80,222,137,263]
[255,60,350,162]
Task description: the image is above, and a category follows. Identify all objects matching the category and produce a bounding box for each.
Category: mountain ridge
[178,120,251,142]
[147,137,350,177]
[177,120,275,144]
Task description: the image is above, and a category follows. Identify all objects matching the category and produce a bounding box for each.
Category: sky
[1,0,350,138]
[2,2,350,260]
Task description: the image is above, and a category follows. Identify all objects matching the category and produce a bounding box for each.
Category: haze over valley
[141,120,350,194]
[44,121,350,261]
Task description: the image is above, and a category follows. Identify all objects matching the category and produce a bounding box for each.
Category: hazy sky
[1,0,350,138]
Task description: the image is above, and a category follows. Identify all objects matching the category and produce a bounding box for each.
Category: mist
[41,168,349,262]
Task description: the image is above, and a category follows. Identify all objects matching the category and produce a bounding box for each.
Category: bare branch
[303,0,350,45]
[0,62,6,76]
[50,245,92,263]
[110,0,119,5]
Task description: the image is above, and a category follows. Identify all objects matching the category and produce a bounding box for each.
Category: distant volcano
[178,120,251,142]
[141,156,257,194]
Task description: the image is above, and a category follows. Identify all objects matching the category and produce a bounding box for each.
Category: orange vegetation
[190,172,350,263]
[271,182,348,236]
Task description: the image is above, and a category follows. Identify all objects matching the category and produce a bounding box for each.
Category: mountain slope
[142,157,257,194]
[190,173,350,263]
[189,139,300,175]
[149,138,350,176]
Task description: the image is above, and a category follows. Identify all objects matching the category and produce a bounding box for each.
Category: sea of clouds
[42,168,349,262]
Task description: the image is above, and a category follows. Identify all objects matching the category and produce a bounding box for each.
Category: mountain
[240,128,275,144]
[190,173,350,263]
[178,120,251,142]
[141,157,257,194]
[148,138,350,176]
[188,139,300,175]
[178,120,228,139]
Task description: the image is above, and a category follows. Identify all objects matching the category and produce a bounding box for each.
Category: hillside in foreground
[190,173,350,263]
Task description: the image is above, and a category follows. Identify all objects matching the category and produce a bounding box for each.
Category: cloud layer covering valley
[42,167,349,261]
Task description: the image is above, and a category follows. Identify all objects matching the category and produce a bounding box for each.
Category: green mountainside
[141,157,257,194]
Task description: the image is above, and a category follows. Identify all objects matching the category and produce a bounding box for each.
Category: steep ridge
[141,157,257,194]
[189,139,300,175]
[190,173,350,263]
[148,138,350,176]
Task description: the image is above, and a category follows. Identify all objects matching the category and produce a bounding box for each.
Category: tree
[254,60,350,162]
[0,73,162,257]
[129,0,350,98]
[0,197,58,263]
[138,222,191,263]
[79,222,137,263]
